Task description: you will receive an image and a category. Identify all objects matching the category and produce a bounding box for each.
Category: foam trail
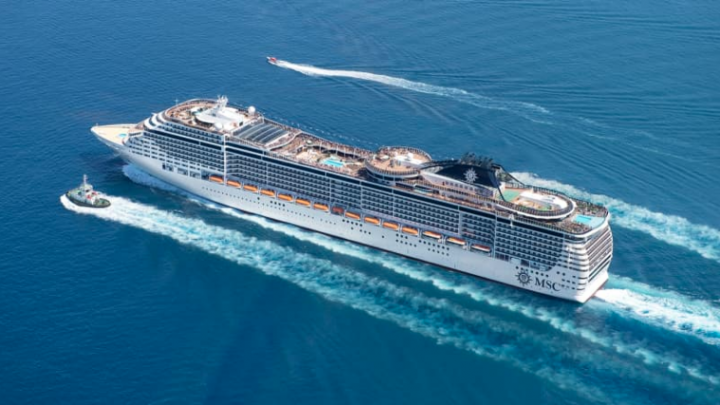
[60,193,633,403]
[122,165,719,385]
[274,59,551,123]
[63,194,720,401]
[513,172,720,263]
[594,276,720,347]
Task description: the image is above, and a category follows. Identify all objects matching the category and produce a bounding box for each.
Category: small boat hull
[66,192,111,209]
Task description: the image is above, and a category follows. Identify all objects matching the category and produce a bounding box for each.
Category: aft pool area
[501,189,522,202]
[574,214,604,228]
[322,157,345,168]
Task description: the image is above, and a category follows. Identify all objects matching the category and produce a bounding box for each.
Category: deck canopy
[233,122,289,145]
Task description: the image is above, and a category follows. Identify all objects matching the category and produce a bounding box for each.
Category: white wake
[274,59,550,121]
[60,192,637,403]
[119,165,720,385]
[595,277,720,347]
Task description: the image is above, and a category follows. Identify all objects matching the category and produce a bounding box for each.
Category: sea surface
[1,1,719,404]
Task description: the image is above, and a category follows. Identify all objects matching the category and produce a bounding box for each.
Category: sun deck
[270,133,371,177]
[157,98,609,235]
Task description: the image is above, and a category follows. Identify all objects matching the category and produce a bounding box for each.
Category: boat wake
[272,59,698,163]
[61,191,720,402]
[595,277,720,347]
[273,59,551,123]
[121,165,720,387]
[513,172,720,263]
[60,193,614,403]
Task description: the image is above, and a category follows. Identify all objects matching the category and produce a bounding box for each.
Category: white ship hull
[107,143,608,303]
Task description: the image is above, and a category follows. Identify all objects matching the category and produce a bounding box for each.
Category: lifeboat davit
[243,184,258,193]
[402,226,419,236]
[447,237,466,247]
[278,193,294,202]
[209,175,224,184]
[261,189,276,198]
[364,216,380,225]
[313,203,329,211]
[471,244,492,253]
[267,56,278,65]
[422,230,442,239]
[227,180,241,188]
[296,198,311,207]
[383,221,399,231]
[331,206,344,215]
[345,211,361,220]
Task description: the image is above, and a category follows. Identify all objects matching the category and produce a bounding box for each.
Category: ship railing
[302,141,372,160]
[418,184,588,234]
[494,198,574,218]
[494,208,591,235]
[504,181,609,218]
[399,179,588,232]
[365,162,419,177]
[265,151,362,178]
[375,145,432,160]
[407,179,538,214]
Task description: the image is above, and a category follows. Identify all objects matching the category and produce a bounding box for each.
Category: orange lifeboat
[383,221,399,231]
[209,175,223,184]
[227,180,241,188]
[402,226,419,236]
[243,184,258,192]
[471,244,492,253]
[345,211,361,220]
[447,237,466,247]
[314,203,329,211]
[422,230,442,239]
[364,216,380,225]
[296,198,311,207]
[331,206,344,215]
[261,189,276,197]
[278,193,294,202]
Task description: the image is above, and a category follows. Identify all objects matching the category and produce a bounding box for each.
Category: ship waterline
[92,97,612,302]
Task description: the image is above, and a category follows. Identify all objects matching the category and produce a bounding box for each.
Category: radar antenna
[215,95,228,111]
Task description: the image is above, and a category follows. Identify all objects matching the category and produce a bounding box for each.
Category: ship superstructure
[92,97,612,302]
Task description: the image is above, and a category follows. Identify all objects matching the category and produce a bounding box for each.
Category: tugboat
[66,175,111,208]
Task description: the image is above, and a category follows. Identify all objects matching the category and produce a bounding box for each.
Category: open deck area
[271,133,371,177]
[366,146,432,175]
[156,97,609,235]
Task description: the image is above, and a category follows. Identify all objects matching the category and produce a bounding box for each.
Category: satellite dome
[248,106,256,116]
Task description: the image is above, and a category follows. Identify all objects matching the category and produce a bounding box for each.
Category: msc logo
[515,269,531,286]
[535,278,561,291]
[517,269,562,291]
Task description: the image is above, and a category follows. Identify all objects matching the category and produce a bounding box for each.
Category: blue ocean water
[1,0,719,404]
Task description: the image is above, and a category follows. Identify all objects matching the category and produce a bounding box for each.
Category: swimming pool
[322,158,344,168]
[574,214,604,228]
[575,215,593,224]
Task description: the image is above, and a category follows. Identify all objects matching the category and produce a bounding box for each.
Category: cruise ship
[92,96,612,302]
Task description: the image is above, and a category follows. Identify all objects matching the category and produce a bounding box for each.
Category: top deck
[156,98,609,235]
[165,98,300,148]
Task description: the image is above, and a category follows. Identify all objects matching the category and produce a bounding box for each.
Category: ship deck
[158,99,609,235]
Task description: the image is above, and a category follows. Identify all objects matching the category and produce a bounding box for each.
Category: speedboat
[267,56,278,65]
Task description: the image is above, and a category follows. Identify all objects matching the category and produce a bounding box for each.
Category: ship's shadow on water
[59,164,719,404]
